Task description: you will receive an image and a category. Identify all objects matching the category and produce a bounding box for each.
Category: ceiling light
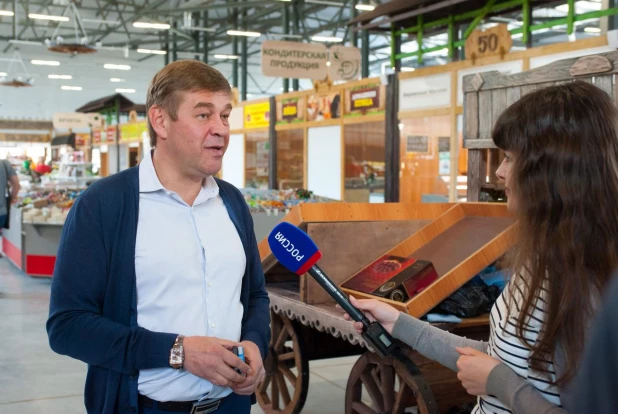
[0,10,14,17]
[9,39,43,46]
[214,54,239,59]
[29,13,69,22]
[104,63,131,70]
[401,67,416,72]
[227,30,261,37]
[61,86,82,91]
[31,59,60,66]
[82,18,121,25]
[133,21,170,30]
[48,74,72,79]
[0,72,6,76]
[305,0,345,6]
[311,35,343,43]
[355,4,375,11]
[137,48,167,55]
[116,88,136,93]
[584,27,601,33]
[110,78,125,82]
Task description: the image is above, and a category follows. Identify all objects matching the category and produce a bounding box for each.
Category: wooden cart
[255,203,515,414]
[464,51,618,202]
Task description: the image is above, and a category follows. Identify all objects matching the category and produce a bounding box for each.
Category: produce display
[18,188,85,225]
[240,188,335,214]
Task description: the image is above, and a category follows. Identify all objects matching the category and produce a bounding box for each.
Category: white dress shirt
[135,150,246,402]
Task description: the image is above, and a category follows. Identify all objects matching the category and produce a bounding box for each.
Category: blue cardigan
[47,167,271,414]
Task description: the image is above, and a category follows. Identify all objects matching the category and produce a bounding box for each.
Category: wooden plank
[342,113,385,125]
[491,89,507,133]
[488,149,501,184]
[462,51,618,92]
[520,84,538,96]
[466,150,486,202]
[570,55,613,77]
[463,139,496,149]
[463,92,479,141]
[505,86,521,107]
[478,90,492,140]
[304,221,432,305]
[398,107,451,120]
[594,75,614,98]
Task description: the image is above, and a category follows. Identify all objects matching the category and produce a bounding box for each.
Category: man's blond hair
[146,60,231,147]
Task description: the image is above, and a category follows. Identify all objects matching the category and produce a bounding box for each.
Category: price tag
[465,24,512,61]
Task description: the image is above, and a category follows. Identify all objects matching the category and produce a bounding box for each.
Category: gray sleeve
[487,362,569,413]
[4,160,16,177]
[391,312,488,372]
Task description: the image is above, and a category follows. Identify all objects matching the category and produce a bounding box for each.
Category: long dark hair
[492,81,618,385]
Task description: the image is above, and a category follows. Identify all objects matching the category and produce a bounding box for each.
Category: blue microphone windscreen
[268,222,322,275]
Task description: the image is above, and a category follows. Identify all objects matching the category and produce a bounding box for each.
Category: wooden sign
[344,82,385,117]
[244,101,270,129]
[0,133,51,143]
[261,40,329,80]
[277,97,305,125]
[465,24,512,62]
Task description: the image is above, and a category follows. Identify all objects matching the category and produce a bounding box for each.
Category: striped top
[472,276,561,414]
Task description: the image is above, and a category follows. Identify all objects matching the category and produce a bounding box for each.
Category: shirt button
[208,282,212,287]
[211,323,216,328]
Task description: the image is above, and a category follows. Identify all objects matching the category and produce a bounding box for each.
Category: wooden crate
[259,202,454,304]
[463,51,618,201]
[340,203,515,318]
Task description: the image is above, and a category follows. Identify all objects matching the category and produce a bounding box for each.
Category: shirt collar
[139,149,220,205]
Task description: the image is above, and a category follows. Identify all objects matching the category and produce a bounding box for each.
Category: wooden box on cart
[257,202,515,414]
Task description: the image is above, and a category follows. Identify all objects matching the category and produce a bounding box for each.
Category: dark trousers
[138,393,251,414]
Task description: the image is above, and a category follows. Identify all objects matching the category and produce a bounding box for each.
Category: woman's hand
[455,347,501,396]
[340,296,400,335]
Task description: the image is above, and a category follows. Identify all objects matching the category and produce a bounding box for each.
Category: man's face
[164,89,232,177]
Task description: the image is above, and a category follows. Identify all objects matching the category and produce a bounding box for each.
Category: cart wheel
[257,311,309,414]
[345,351,439,414]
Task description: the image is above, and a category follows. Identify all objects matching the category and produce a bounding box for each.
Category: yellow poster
[244,102,270,129]
[120,121,148,143]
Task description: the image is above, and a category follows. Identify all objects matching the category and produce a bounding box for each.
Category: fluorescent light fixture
[48,74,72,79]
[116,88,136,93]
[214,54,239,59]
[274,0,291,2]
[401,67,415,72]
[305,0,345,6]
[61,86,82,91]
[110,78,125,82]
[355,4,375,11]
[133,21,171,30]
[584,27,601,33]
[227,30,261,37]
[267,33,303,39]
[0,72,6,76]
[82,18,121,25]
[311,35,343,42]
[556,1,601,13]
[137,48,167,55]
[0,10,14,17]
[29,13,69,22]
[31,59,60,66]
[104,63,131,70]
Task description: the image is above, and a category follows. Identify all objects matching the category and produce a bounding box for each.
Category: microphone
[268,222,397,358]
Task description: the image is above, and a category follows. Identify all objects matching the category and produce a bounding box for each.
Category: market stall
[257,202,514,414]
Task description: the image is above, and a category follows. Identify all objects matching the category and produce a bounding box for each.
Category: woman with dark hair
[343,81,618,413]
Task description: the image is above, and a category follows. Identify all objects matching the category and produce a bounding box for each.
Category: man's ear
[149,105,168,142]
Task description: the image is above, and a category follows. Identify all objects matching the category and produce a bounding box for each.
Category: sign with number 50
[465,24,512,62]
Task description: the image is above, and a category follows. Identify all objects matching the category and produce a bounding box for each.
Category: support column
[384,74,400,202]
[268,96,277,189]
[164,30,170,65]
[241,8,248,100]
[193,12,200,60]
[202,10,209,64]
[361,29,369,77]
[172,20,178,62]
[350,0,359,48]
[292,1,300,91]
[283,4,290,93]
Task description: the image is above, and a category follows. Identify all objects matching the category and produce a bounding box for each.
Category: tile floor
[0,258,359,414]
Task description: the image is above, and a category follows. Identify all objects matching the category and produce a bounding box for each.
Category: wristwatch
[169,335,185,370]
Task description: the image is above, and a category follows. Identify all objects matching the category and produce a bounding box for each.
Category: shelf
[59,162,93,166]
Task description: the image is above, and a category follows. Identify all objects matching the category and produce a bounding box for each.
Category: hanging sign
[53,112,91,129]
[120,121,148,143]
[465,24,512,61]
[244,102,270,129]
[93,129,102,144]
[261,40,329,80]
[345,83,385,117]
[277,97,305,124]
[106,126,118,143]
[399,73,451,111]
[329,46,361,81]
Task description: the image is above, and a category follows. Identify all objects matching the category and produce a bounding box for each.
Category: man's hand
[183,336,251,388]
[231,341,265,396]
[455,347,502,396]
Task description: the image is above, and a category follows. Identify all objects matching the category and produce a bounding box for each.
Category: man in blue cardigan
[47,60,270,414]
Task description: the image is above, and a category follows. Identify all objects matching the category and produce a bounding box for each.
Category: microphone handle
[307,265,370,328]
